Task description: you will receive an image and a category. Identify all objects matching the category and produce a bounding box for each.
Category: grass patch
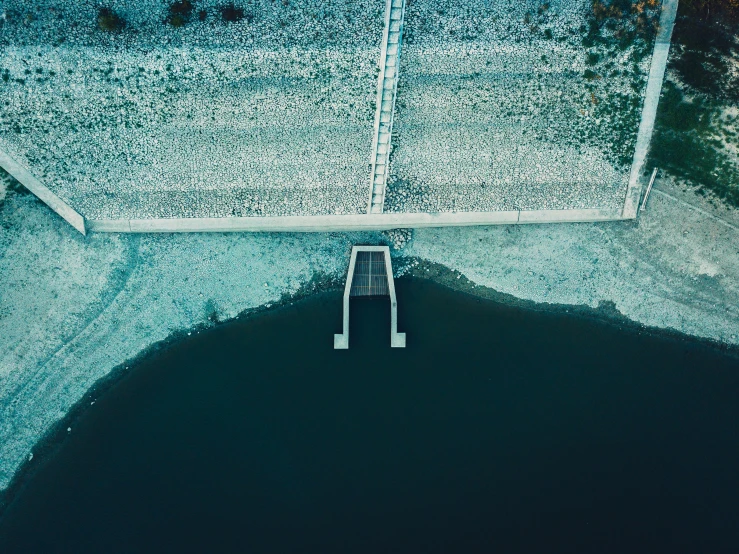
[167,0,195,27]
[220,4,250,23]
[650,83,739,206]
[648,4,739,207]
[584,0,661,53]
[97,7,126,32]
[671,16,739,102]
[0,166,31,203]
[575,1,661,167]
[678,0,739,24]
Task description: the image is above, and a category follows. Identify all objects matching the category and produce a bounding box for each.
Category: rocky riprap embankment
[381,227,412,250]
[385,0,661,214]
[0,0,661,219]
[0,0,383,218]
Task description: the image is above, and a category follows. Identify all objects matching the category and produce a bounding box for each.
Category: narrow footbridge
[334,246,406,349]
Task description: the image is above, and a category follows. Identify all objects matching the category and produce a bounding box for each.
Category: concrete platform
[334,246,406,349]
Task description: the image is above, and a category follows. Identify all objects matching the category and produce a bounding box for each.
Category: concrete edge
[382,247,406,348]
[0,147,86,235]
[86,208,625,233]
[517,208,622,223]
[334,245,362,349]
[86,219,133,232]
[622,0,679,219]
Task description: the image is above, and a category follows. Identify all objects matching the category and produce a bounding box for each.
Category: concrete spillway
[334,246,406,349]
[367,0,406,214]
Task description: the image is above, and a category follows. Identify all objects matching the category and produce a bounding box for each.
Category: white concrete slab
[86,207,630,233]
[518,208,622,224]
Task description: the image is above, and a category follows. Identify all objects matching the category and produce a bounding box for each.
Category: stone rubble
[0,0,661,219]
[0,0,383,218]
[381,227,412,250]
[385,0,661,213]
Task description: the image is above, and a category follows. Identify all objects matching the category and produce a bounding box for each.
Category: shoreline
[404,176,739,348]
[3,264,738,517]
[3,282,345,517]
[2,171,738,503]
[403,258,739,358]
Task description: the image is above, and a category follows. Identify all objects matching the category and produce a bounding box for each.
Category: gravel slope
[0,0,382,218]
[387,0,660,213]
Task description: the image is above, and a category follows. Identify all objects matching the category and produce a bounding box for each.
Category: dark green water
[1,278,739,553]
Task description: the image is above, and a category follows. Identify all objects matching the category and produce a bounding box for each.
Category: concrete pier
[334,246,406,349]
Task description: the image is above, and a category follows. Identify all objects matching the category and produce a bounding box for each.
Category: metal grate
[350,251,389,297]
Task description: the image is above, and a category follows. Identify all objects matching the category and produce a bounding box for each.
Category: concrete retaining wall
[0,147,86,235]
[86,208,624,233]
[622,0,679,218]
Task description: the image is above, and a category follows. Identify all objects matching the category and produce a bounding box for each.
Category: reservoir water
[1,278,738,553]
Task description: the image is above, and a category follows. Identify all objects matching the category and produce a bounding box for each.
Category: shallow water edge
[2,259,738,518]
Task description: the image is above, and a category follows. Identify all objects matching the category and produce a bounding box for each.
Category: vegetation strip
[623,0,679,218]
[649,1,739,207]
